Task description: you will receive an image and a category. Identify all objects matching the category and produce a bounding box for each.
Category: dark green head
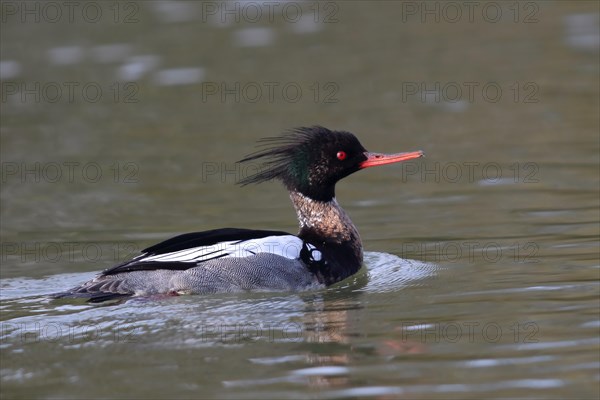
[238,126,424,202]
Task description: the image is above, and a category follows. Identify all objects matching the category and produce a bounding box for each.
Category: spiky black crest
[237,126,367,201]
[237,126,327,186]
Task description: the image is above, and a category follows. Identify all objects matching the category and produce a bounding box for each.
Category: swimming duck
[52,126,423,302]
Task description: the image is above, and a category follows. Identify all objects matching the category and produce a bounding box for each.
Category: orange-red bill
[360,150,424,168]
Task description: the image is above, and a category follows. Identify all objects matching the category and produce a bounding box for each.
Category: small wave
[361,251,439,293]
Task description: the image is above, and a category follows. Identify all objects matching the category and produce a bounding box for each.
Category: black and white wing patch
[101,228,321,276]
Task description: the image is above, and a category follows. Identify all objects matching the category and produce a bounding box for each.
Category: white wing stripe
[137,236,321,264]
[142,240,238,262]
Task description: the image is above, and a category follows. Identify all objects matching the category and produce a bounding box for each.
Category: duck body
[52,126,422,302]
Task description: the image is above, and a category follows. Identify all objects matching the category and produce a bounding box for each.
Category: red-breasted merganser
[52,126,423,302]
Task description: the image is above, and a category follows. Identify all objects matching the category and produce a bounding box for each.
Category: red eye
[336,151,347,161]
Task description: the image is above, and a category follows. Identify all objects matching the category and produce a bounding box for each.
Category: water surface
[1,1,599,399]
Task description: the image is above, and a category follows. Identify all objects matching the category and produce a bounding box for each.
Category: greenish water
[1,1,599,399]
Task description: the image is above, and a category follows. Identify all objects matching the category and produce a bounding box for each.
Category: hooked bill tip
[360,150,424,168]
